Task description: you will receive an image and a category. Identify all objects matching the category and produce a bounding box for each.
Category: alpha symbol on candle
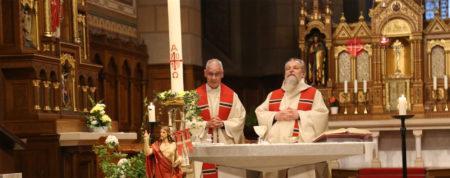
[169,44,183,70]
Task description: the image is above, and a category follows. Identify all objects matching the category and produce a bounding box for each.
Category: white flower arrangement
[85,96,112,128]
[105,135,119,145]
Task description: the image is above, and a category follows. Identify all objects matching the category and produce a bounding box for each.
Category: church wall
[137,0,202,66]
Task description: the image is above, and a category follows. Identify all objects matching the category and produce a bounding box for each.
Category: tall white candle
[363,80,367,93]
[344,80,348,93]
[398,94,407,115]
[445,75,448,90]
[168,0,184,93]
[354,80,358,93]
[148,102,156,122]
[433,76,437,90]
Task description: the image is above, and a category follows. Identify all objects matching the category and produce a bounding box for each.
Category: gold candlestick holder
[363,92,368,114]
[340,92,348,115]
[354,92,358,114]
[445,89,448,111]
[432,88,444,112]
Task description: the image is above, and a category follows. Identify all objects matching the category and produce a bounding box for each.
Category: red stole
[195,83,234,178]
[145,141,183,178]
[268,87,316,137]
[196,83,234,134]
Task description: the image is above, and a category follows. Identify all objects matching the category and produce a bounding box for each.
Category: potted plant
[86,96,112,133]
[329,96,340,115]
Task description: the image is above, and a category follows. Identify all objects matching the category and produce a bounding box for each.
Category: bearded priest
[255,58,329,178]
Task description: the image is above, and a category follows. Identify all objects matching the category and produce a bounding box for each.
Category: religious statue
[22,10,34,48]
[392,40,404,76]
[144,126,183,178]
[307,35,327,86]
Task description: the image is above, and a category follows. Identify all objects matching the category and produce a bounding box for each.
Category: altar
[189,142,374,177]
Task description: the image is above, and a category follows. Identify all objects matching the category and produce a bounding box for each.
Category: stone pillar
[413,130,424,167]
[371,131,381,167]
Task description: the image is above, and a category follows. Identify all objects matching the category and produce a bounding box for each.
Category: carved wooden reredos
[299,0,450,118]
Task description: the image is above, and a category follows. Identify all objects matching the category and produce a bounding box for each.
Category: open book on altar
[313,128,372,142]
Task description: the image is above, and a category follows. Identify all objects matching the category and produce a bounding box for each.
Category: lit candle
[344,80,348,93]
[148,102,156,122]
[354,80,358,93]
[363,80,367,93]
[398,94,407,115]
[445,75,448,90]
[168,0,184,93]
[433,76,437,90]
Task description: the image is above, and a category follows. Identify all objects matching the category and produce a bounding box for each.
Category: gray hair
[285,58,306,73]
[205,58,224,71]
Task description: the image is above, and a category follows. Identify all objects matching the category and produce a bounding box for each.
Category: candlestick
[433,76,437,91]
[148,102,156,122]
[445,75,448,90]
[363,80,367,93]
[344,80,348,93]
[168,0,184,93]
[398,94,407,115]
[354,80,358,93]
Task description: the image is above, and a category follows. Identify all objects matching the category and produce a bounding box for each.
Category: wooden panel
[14,135,61,178]
[0,148,16,174]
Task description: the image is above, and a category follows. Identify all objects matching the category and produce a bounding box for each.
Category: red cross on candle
[168,44,183,70]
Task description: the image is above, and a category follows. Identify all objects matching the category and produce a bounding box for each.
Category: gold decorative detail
[51,44,55,52]
[43,81,51,88]
[89,87,97,93]
[44,105,51,111]
[81,86,89,92]
[73,0,80,43]
[53,82,60,89]
[35,105,41,110]
[43,44,50,51]
[32,80,41,87]
[78,14,87,60]
[358,91,366,102]
[385,77,411,111]
[44,0,51,37]
[381,19,411,37]
[35,0,40,51]
[54,106,60,111]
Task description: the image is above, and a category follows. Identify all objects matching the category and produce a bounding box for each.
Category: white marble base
[0,173,22,178]
[59,132,137,146]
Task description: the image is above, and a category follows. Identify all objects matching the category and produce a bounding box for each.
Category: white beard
[284,75,299,92]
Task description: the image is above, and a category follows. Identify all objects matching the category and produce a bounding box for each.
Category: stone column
[371,131,381,167]
[413,130,424,167]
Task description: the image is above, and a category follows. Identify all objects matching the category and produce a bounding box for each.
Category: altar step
[332,168,450,178]
[358,168,425,178]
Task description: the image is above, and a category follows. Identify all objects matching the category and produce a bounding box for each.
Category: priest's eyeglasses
[206,72,222,78]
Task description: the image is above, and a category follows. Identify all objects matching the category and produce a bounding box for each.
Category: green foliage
[153,90,203,124]
[93,143,146,178]
[85,95,111,128]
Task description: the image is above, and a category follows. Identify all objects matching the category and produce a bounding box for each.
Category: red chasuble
[145,141,183,178]
[268,87,317,137]
[195,83,234,178]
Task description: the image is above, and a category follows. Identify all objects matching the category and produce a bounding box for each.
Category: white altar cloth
[189,142,370,172]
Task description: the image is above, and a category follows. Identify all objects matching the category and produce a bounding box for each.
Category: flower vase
[91,126,108,133]
[330,106,339,115]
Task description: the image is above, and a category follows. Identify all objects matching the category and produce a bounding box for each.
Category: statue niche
[306,31,327,86]
[386,38,411,77]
